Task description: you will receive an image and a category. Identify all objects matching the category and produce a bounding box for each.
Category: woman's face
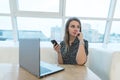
[68,20,80,37]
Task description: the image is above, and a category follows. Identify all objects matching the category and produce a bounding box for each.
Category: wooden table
[0,64,101,80]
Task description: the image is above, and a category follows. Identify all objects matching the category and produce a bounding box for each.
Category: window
[18,0,59,12]
[17,17,62,41]
[80,20,106,43]
[114,0,120,18]
[0,0,10,13]
[66,0,110,18]
[0,16,13,41]
[0,0,120,46]
[109,21,120,43]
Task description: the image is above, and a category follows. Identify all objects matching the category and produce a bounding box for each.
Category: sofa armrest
[110,52,120,80]
[87,48,113,80]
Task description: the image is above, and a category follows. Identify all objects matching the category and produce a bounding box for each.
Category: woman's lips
[73,32,76,34]
[73,32,77,35]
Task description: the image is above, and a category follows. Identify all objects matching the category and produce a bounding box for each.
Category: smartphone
[51,40,58,46]
[80,28,81,32]
[77,28,81,36]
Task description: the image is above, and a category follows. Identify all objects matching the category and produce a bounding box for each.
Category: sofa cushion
[110,52,120,80]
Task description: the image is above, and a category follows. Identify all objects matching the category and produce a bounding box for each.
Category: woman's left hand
[77,32,83,41]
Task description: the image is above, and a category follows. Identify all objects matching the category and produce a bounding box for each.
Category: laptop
[19,38,64,78]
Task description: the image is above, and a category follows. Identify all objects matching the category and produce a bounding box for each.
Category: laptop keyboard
[40,66,51,74]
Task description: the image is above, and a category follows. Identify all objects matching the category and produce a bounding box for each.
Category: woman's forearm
[57,52,63,64]
[76,44,87,65]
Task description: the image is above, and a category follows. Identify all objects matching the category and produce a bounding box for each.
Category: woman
[53,17,88,65]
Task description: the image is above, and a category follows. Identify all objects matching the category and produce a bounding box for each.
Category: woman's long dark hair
[64,17,81,49]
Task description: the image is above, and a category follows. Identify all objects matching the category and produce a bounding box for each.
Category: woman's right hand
[53,44,61,54]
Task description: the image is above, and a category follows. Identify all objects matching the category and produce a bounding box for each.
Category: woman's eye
[70,25,80,28]
[77,26,80,28]
[71,25,75,28]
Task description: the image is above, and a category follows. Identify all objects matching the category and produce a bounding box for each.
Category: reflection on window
[18,0,59,12]
[0,0,10,13]
[17,17,62,41]
[66,0,110,18]
[109,21,120,43]
[80,20,106,43]
[114,0,120,18]
[0,16,13,41]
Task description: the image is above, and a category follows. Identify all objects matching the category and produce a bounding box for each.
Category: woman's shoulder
[83,39,88,48]
[83,39,88,43]
[60,41,66,49]
[60,41,65,45]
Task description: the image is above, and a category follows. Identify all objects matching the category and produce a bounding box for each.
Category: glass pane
[80,20,106,43]
[66,0,110,18]
[114,0,120,18]
[0,0,10,13]
[0,16,13,41]
[18,0,59,12]
[109,21,120,43]
[17,17,62,41]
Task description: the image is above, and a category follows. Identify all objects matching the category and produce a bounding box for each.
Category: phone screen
[51,40,58,46]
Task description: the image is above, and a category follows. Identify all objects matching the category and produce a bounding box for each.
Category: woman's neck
[69,36,76,45]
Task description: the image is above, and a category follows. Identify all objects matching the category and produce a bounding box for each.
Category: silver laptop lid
[19,38,64,78]
[19,38,40,78]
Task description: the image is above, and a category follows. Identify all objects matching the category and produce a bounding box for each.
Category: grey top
[60,38,88,64]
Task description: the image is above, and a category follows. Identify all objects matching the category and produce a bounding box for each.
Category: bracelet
[79,40,84,45]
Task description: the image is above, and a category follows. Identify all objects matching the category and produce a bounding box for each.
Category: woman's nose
[74,29,79,32]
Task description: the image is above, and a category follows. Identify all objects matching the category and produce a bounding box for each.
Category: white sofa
[0,46,120,80]
[0,46,19,64]
[87,48,120,80]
